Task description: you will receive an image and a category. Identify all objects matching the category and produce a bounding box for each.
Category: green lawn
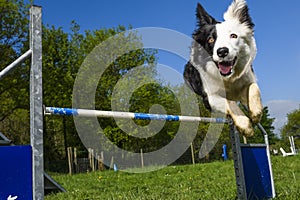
[46,156,300,200]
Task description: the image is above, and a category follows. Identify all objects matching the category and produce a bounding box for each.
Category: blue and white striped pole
[45,107,228,124]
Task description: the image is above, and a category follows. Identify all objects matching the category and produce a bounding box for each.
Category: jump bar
[45,107,228,123]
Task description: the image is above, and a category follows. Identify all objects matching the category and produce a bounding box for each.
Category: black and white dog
[184,0,262,136]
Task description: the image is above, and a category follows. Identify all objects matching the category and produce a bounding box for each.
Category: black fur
[194,3,218,56]
[192,25,217,56]
[233,0,254,30]
[184,3,218,111]
[195,3,218,27]
[184,62,211,110]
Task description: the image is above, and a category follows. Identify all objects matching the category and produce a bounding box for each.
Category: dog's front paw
[234,116,254,137]
[250,107,262,124]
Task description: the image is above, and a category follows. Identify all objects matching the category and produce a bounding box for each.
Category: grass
[45,156,300,200]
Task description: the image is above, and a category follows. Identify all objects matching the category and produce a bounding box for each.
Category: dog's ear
[196,3,218,27]
[224,0,254,31]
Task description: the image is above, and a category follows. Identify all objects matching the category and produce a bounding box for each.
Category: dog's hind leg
[248,83,263,124]
[226,100,254,137]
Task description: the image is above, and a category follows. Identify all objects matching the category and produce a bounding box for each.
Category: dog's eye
[208,37,215,44]
[230,33,238,39]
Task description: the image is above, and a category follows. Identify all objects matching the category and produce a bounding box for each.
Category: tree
[280,106,300,149]
[0,0,29,113]
[42,23,158,170]
[0,0,30,144]
[0,0,28,61]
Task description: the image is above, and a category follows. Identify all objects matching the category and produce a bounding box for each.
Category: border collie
[184,0,262,136]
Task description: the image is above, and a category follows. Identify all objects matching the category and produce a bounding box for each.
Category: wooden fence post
[67,147,73,175]
[74,147,78,173]
[88,148,95,172]
[191,143,195,165]
[99,151,104,171]
[140,149,144,168]
[110,156,114,170]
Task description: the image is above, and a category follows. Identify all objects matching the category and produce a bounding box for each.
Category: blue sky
[29,0,300,133]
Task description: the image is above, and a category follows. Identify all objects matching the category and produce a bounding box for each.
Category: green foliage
[42,23,157,169]
[0,0,28,57]
[280,106,300,150]
[0,0,30,144]
[281,107,300,137]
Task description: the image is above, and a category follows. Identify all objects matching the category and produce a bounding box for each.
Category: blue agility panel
[240,144,275,199]
[0,145,33,199]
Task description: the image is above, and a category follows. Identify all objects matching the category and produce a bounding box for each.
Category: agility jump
[45,106,275,199]
[45,107,228,123]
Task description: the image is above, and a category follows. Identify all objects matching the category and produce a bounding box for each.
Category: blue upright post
[230,122,275,200]
[222,144,228,161]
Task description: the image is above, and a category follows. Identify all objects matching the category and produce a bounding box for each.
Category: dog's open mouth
[217,58,237,76]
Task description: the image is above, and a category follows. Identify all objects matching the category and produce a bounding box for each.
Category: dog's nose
[217,47,229,58]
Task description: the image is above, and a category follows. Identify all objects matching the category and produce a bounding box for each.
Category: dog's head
[193,0,256,78]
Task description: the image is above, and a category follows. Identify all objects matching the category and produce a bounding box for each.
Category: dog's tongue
[218,63,232,75]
